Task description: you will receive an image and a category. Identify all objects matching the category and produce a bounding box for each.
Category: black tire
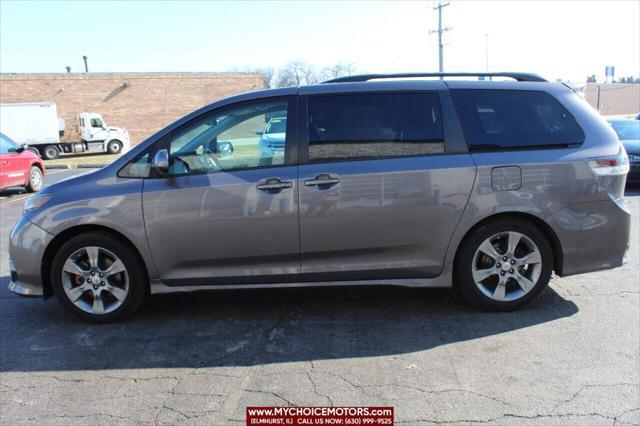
[42,145,60,160]
[50,231,147,323]
[454,218,553,311]
[25,166,43,193]
[107,140,123,154]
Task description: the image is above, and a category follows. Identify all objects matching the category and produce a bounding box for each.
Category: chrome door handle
[257,182,292,190]
[304,177,340,186]
[257,179,293,191]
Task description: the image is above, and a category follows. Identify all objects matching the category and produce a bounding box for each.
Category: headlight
[23,194,52,214]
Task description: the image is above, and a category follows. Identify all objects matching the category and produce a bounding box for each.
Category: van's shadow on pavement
[0,277,579,372]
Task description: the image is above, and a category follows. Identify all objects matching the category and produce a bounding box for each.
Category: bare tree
[321,62,357,80]
[255,67,275,88]
[274,61,320,87]
[232,61,359,88]
[228,67,275,88]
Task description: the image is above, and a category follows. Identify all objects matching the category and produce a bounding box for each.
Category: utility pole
[485,33,489,72]
[430,2,451,75]
[82,55,89,73]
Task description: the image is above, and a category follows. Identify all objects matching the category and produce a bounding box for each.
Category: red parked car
[0,132,44,193]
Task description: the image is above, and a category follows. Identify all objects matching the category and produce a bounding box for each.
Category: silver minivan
[9,73,631,322]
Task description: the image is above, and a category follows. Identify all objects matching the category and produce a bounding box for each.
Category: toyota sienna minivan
[9,72,631,322]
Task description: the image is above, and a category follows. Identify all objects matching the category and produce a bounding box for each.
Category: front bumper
[8,216,54,297]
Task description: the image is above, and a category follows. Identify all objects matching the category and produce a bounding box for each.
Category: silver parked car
[9,72,631,322]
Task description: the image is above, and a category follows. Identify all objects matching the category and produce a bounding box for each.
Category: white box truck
[0,102,130,159]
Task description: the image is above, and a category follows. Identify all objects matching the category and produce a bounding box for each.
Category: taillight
[588,146,629,176]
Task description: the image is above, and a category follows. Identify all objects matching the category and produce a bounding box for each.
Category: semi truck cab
[78,112,130,154]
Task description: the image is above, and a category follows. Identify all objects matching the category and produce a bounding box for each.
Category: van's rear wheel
[107,140,123,154]
[51,232,147,323]
[455,219,553,311]
[42,145,60,160]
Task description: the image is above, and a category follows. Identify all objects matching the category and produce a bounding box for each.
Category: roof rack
[322,72,547,83]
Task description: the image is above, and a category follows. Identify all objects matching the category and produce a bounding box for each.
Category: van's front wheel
[51,232,147,322]
[455,219,553,311]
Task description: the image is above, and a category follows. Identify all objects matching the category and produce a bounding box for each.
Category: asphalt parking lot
[0,169,638,425]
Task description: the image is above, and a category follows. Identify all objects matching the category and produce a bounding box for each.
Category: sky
[1,0,639,83]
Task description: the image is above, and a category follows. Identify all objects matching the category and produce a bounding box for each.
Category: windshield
[611,121,640,140]
[0,133,19,154]
[265,118,287,134]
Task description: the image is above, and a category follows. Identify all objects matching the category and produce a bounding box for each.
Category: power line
[430,2,451,75]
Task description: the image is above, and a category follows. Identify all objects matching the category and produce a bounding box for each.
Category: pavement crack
[613,407,640,425]
[382,384,509,406]
[550,382,639,414]
[243,388,295,406]
[306,371,334,406]
[397,412,619,424]
[158,401,191,421]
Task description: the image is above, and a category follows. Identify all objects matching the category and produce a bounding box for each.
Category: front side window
[119,152,150,178]
[450,89,584,150]
[167,99,289,175]
[307,93,445,162]
[90,118,103,128]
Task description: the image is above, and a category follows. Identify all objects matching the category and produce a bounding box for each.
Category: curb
[45,163,106,170]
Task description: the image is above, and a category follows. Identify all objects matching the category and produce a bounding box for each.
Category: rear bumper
[552,198,631,277]
[8,216,53,298]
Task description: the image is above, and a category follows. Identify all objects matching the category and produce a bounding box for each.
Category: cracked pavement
[0,170,638,425]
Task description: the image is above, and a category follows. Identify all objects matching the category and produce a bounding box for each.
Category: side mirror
[16,144,28,153]
[217,141,234,157]
[153,149,169,173]
[255,130,264,135]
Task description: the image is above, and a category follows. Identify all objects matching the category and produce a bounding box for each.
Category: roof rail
[322,72,547,83]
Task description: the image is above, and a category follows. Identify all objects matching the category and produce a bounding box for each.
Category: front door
[0,134,28,188]
[143,96,300,286]
[298,92,476,281]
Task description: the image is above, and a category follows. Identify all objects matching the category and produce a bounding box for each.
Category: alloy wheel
[61,246,129,315]
[30,168,42,190]
[471,231,542,302]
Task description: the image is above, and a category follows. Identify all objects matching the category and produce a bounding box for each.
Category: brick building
[0,72,263,144]
[584,83,640,116]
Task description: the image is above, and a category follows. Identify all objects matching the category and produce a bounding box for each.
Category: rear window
[308,93,444,162]
[450,90,584,150]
